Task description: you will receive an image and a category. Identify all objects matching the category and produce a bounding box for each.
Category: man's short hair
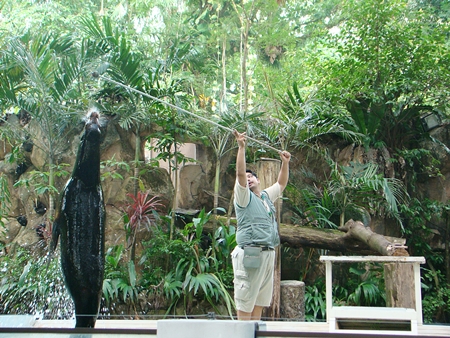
[246,169,257,178]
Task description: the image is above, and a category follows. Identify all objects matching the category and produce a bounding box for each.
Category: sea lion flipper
[45,217,61,272]
[49,217,61,253]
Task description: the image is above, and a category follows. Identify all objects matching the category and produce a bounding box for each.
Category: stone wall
[0,114,174,254]
[1,112,450,254]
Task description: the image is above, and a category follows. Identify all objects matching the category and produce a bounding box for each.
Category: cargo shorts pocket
[233,269,250,301]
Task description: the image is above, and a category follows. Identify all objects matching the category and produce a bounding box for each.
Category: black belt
[240,245,274,251]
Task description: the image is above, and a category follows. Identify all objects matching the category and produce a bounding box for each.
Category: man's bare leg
[237,306,264,320]
[237,310,252,320]
[251,305,263,320]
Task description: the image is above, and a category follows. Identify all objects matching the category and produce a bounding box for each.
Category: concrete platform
[29,319,450,337]
[0,318,448,337]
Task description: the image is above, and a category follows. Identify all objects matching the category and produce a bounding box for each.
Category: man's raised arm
[233,130,247,188]
[277,150,291,192]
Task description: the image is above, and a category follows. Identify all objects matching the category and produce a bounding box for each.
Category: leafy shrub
[422,268,450,323]
[304,279,326,321]
[139,208,235,317]
[102,244,139,306]
[305,262,386,322]
[346,263,386,307]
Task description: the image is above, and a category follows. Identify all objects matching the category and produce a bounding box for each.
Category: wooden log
[339,219,408,256]
[279,222,367,252]
[209,216,405,254]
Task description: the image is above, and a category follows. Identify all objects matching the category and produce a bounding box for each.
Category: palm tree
[83,16,197,240]
[327,160,409,229]
[1,33,89,222]
[80,15,151,197]
[273,82,362,151]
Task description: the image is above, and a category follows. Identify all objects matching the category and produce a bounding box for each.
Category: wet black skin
[51,112,105,328]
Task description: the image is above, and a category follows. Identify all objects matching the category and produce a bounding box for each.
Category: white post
[413,262,423,325]
[324,260,333,329]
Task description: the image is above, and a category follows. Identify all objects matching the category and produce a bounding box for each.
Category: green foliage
[0,29,93,221]
[329,161,408,228]
[304,279,327,321]
[1,0,449,324]
[2,34,87,139]
[214,222,236,269]
[102,245,139,306]
[168,209,234,317]
[305,278,350,322]
[274,82,362,150]
[140,209,235,317]
[346,264,386,307]
[305,263,387,321]
[305,0,450,149]
[147,130,197,170]
[395,148,443,194]
[139,226,189,284]
[13,165,70,196]
[294,159,408,229]
[422,269,450,323]
[300,186,339,229]
[81,15,147,120]
[400,198,443,260]
[399,199,450,323]
[4,144,26,167]
[0,174,11,228]
[100,157,131,181]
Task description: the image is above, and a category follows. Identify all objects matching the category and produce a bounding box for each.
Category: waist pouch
[243,246,262,269]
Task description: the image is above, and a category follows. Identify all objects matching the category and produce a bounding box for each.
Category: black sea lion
[51,111,105,328]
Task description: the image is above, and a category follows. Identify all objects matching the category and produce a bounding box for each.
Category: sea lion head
[84,111,101,141]
[73,110,103,187]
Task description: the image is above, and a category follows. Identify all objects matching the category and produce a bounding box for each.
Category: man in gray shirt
[232,130,291,320]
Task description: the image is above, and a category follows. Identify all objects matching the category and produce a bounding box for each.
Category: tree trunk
[170,141,178,240]
[213,159,220,212]
[48,156,55,222]
[445,210,450,284]
[211,158,221,248]
[133,125,141,196]
[257,158,281,320]
[264,245,281,319]
[231,0,254,114]
[226,191,234,227]
[220,38,227,112]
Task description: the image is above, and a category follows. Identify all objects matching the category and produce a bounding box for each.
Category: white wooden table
[320,256,426,335]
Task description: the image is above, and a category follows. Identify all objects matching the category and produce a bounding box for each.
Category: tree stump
[384,262,416,308]
[280,280,305,321]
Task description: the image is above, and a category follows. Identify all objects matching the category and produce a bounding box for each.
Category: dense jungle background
[1,0,450,324]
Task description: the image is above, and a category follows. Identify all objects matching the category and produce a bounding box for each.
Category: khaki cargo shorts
[231,246,275,313]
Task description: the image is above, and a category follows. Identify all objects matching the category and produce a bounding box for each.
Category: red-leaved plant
[123,191,163,263]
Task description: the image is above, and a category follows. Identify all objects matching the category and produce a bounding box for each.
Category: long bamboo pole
[92,72,283,154]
